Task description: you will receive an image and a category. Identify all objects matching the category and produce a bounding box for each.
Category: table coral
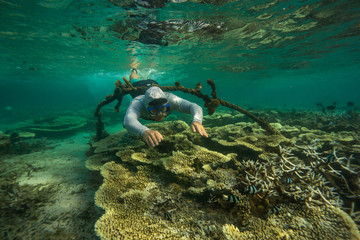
[19,116,88,137]
[222,204,360,240]
[207,122,293,160]
[91,130,145,154]
[88,120,360,239]
[94,163,186,239]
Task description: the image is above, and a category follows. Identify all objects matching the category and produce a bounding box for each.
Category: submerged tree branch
[94,78,280,141]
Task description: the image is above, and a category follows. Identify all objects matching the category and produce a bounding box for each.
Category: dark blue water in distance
[0,0,359,116]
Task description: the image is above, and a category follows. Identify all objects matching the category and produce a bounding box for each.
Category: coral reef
[0,180,57,239]
[0,131,47,155]
[17,116,89,137]
[0,132,11,154]
[222,204,360,240]
[91,130,145,155]
[88,115,360,239]
[208,121,292,160]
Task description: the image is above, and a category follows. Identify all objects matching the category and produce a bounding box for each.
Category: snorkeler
[123,68,208,147]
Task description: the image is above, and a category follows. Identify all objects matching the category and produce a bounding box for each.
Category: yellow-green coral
[130,152,153,164]
[115,149,136,162]
[222,204,360,240]
[208,122,293,156]
[22,116,88,136]
[89,119,360,239]
[92,130,145,154]
[95,162,203,239]
[86,153,117,171]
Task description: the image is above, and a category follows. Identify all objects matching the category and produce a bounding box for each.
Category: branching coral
[237,145,344,208]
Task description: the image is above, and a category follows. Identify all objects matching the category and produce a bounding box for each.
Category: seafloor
[1,107,359,239]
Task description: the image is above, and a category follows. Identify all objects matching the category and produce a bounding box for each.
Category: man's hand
[191,121,208,137]
[143,129,163,147]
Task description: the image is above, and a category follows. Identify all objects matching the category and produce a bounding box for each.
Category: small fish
[244,185,258,195]
[223,194,239,204]
[315,102,323,107]
[269,205,280,215]
[164,212,172,221]
[347,101,355,107]
[326,105,336,111]
[325,154,336,163]
[284,177,292,184]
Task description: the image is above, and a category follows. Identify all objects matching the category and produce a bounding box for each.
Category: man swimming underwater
[123,68,208,147]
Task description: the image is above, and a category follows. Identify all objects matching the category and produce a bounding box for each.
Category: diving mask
[147,102,170,116]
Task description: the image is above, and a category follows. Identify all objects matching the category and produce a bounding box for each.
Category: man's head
[143,86,170,121]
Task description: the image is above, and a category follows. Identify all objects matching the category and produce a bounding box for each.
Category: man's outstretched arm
[124,100,164,147]
[169,93,208,138]
[123,101,149,137]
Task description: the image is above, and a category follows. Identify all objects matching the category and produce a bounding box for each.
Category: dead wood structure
[94,78,280,141]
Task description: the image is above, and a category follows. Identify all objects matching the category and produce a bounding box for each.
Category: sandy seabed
[0,132,102,240]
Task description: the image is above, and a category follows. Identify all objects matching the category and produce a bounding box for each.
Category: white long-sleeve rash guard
[123,88,203,138]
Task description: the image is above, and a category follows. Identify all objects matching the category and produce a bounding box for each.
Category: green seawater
[0,0,359,119]
[1,1,360,239]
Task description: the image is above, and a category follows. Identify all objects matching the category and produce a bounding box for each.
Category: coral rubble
[88,114,360,239]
